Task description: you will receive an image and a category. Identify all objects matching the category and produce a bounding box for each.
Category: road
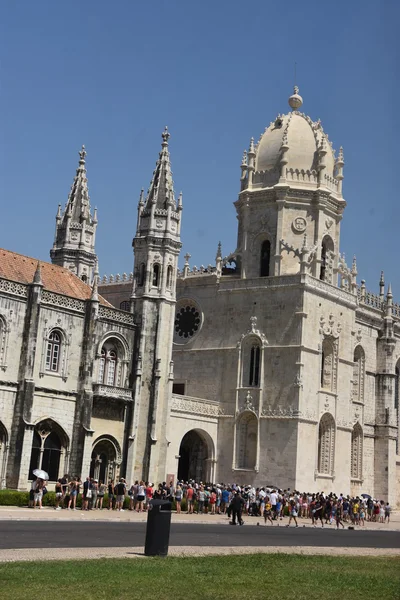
[0,521,399,550]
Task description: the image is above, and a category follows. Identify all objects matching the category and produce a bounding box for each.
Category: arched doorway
[90,437,120,484]
[28,420,68,481]
[178,430,213,482]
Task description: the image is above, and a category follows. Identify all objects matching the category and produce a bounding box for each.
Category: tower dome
[249,87,338,192]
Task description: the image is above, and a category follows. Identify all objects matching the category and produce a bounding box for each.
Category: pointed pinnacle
[56,204,62,219]
[387,283,392,297]
[139,188,144,206]
[216,241,222,259]
[79,144,86,165]
[241,150,248,166]
[178,191,183,207]
[161,126,170,146]
[337,146,344,163]
[380,271,385,285]
[33,261,42,284]
[248,137,255,154]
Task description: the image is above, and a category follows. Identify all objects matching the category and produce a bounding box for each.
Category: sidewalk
[0,506,399,531]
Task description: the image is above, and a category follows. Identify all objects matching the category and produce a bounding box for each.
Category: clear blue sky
[1,0,398,295]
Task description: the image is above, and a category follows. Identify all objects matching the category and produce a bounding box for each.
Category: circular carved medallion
[292,217,307,233]
[174,298,202,344]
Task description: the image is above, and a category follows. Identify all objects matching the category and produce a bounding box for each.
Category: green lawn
[0,554,399,600]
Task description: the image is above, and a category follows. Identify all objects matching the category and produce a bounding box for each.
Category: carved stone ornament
[293,374,303,388]
[319,314,342,338]
[325,218,334,230]
[292,216,307,233]
[243,391,254,412]
[237,316,268,347]
[156,219,163,229]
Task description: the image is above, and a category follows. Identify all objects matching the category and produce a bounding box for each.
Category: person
[313,497,324,527]
[286,499,298,527]
[97,480,106,509]
[209,488,217,514]
[230,491,245,526]
[221,487,230,514]
[334,501,345,529]
[91,479,99,509]
[54,479,63,510]
[108,480,115,510]
[198,486,205,514]
[186,485,195,514]
[67,478,78,510]
[115,478,126,511]
[145,482,153,509]
[82,477,92,511]
[263,500,273,526]
[175,484,183,514]
[269,489,278,519]
[33,478,44,509]
[385,502,391,523]
[136,481,145,512]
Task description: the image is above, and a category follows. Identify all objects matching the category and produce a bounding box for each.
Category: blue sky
[1,0,398,295]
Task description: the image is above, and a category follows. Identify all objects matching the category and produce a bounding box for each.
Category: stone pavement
[0,505,399,531]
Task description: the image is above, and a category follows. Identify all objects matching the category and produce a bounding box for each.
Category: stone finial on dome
[288,86,303,110]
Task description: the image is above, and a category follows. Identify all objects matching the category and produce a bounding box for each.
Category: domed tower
[236,87,345,283]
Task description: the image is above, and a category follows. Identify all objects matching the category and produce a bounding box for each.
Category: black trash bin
[144,499,172,556]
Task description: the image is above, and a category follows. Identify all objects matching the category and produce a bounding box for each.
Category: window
[352,346,365,403]
[81,274,88,283]
[46,331,61,372]
[249,345,261,386]
[318,413,335,475]
[152,264,160,287]
[236,412,257,469]
[120,301,130,311]
[166,265,173,289]
[172,383,185,395]
[98,344,118,386]
[138,264,145,287]
[351,423,363,480]
[260,240,270,277]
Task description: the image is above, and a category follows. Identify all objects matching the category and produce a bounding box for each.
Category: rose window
[174,299,202,344]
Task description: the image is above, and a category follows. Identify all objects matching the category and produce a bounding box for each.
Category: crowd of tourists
[29,475,392,528]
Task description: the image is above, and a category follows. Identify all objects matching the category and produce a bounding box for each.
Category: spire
[50,145,98,282]
[145,127,176,210]
[63,145,92,223]
[33,261,42,285]
[91,261,99,302]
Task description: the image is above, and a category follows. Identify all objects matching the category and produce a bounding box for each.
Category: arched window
[318,413,335,475]
[98,343,118,386]
[29,421,66,481]
[46,330,62,372]
[138,263,145,287]
[81,274,88,283]
[320,236,334,282]
[249,345,261,387]
[166,265,173,289]
[120,301,130,311]
[321,337,337,391]
[236,412,257,469]
[152,264,160,287]
[260,240,271,277]
[352,346,365,403]
[351,423,363,480]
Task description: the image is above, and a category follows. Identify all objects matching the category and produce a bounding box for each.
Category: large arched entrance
[28,419,68,481]
[90,437,120,484]
[178,430,213,483]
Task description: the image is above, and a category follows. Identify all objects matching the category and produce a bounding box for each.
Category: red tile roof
[0,248,111,306]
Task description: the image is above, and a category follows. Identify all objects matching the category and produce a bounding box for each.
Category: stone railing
[171,393,221,417]
[0,277,28,298]
[100,273,133,285]
[92,383,132,401]
[98,305,135,325]
[177,265,217,279]
[41,290,86,313]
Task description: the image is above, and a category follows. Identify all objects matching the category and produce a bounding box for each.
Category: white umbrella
[33,469,49,480]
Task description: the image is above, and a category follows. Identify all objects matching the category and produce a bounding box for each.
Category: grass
[0,555,399,600]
